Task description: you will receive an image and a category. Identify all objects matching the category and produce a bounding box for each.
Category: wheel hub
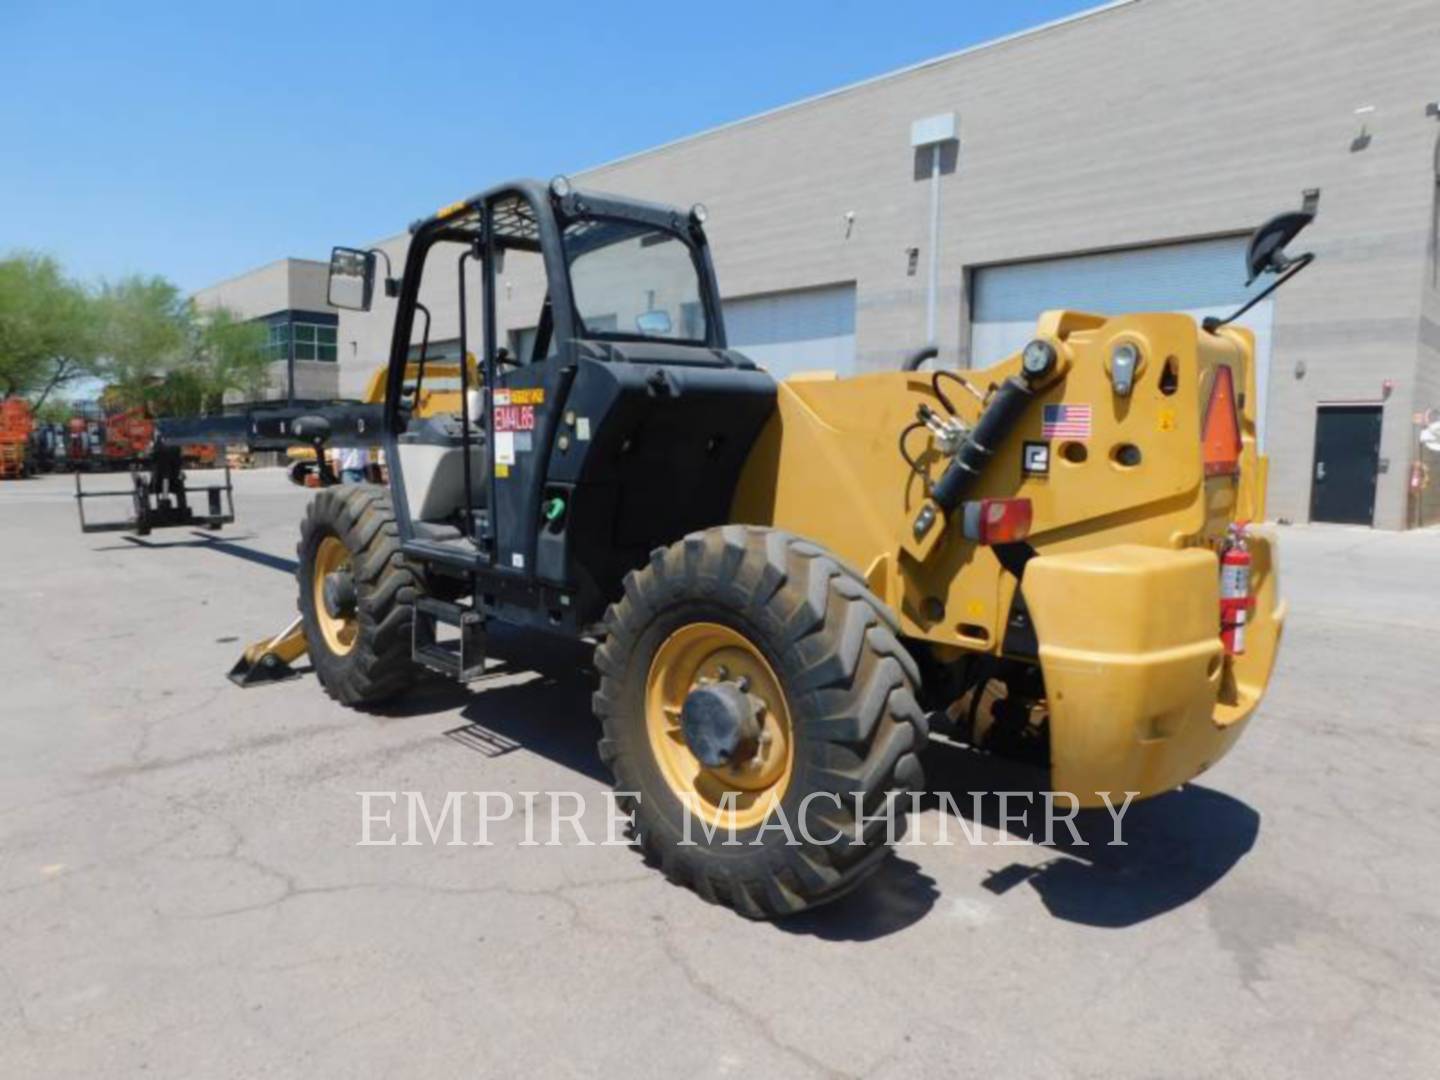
[322,570,357,620]
[644,622,794,830]
[681,681,762,767]
[312,534,358,656]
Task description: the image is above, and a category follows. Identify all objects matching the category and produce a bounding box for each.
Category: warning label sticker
[495,431,516,466]
[493,387,543,433]
[493,388,544,406]
[494,404,536,433]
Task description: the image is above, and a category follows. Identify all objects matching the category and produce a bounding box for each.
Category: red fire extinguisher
[1219,522,1254,656]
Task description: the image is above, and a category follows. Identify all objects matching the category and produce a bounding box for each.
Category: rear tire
[297,484,420,706]
[594,525,927,919]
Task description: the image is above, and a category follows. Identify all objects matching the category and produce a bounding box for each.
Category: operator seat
[396,414,489,527]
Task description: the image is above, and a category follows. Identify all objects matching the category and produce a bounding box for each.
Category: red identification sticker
[494,404,536,432]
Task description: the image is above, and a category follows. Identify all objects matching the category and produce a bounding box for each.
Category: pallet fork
[75,444,233,535]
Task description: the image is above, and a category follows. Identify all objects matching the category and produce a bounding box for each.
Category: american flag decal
[1042,403,1092,439]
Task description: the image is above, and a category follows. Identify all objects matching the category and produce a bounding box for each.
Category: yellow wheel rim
[644,622,794,831]
[313,534,358,656]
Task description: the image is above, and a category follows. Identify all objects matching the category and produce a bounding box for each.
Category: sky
[0,0,1099,293]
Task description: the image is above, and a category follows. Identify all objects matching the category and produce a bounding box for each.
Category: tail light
[961,497,1033,544]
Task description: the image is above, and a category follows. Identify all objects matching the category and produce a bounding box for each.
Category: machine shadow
[360,635,1253,937]
[369,625,944,939]
[920,739,1261,929]
[454,677,608,785]
[92,531,302,577]
[369,623,609,785]
[188,535,299,574]
[774,856,940,942]
[89,531,259,552]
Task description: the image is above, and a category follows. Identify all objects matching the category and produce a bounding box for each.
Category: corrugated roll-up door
[723,283,857,380]
[971,237,1275,448]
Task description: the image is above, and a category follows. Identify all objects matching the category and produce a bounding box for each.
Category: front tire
[297,484,420,706]
[594,526,927,919]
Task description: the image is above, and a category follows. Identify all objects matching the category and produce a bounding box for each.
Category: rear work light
[961,497,1033,544]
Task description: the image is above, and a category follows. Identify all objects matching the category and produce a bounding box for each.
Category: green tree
[94,277,270,416]
[0,253,101,407]
[33,399,76,426]
[94,275,189,409]
[191,304,270,407]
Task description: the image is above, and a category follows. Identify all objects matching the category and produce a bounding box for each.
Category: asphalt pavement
[2,468,1437,1078]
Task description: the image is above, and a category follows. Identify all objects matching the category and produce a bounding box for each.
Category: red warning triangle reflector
[1202,364,1242,478]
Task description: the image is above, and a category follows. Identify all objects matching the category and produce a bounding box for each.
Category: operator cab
[327,178,776,632]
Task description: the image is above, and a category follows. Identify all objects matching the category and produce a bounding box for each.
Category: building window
[265,322,289,362]
[293,322,338,362]
[260,316,338,363]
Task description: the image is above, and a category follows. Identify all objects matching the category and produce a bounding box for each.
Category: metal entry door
[1310,405,1382,525]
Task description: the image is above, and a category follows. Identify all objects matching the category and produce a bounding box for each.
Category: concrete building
[212,0,1440,528]
[192,258,341,401]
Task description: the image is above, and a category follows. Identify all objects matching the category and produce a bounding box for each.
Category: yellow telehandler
[239,179,1308,917]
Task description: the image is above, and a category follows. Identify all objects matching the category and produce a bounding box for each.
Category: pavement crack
[652,915,851,1079]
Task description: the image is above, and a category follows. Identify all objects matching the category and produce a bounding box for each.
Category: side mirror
[635,310,673,336]
[1203,202,1318,333]
[328,246,377,311]
[1244,209,1314,285]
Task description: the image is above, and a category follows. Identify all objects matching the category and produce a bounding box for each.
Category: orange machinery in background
[181,443,218,467]
[96,408,213,469]
[0,399,34,479]
[102,408,155,467]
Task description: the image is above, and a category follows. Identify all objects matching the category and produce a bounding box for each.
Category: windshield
[563,218,707,343]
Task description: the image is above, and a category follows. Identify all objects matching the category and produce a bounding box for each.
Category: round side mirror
[1245,210,1314,285]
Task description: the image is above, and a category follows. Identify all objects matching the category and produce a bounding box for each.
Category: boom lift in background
[0,399,34,479]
